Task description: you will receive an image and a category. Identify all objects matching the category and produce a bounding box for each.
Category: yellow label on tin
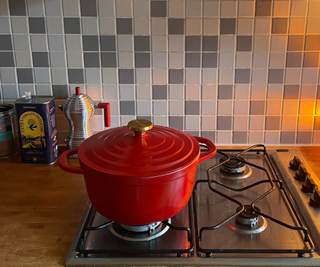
[19,111,46,149]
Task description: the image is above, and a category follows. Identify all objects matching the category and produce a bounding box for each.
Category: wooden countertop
[1,146,320,267]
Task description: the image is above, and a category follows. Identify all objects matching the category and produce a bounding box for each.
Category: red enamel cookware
[59,119,216,225]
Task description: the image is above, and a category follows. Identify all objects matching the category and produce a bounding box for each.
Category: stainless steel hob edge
[65,148,320,266]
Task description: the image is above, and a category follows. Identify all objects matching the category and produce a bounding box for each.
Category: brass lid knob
[127,119,153,136]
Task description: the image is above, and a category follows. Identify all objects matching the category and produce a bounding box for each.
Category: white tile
[152,69,167,84]
[270,35,287,52]
[151,18,167,35]
[133,0,149,17]
[137,100,151,115]
[233,116,248,130]
[186,115,200,130]
[282,116,297,130]
[282,100,299,116]
[221,1,237,17]
[203,0,219,17]
[13,35,30,51]
[44,0,62,16]
[152,53,167,68]
[169,84,184,99]
[249,131,264,144]
[153,100,167,115]
[169,100,184,115]
[15,52,32,67]
[134,18,150,35]
[202,85,217,100]
[186,1,201,17]
[153,116,168,126]
[82,18,98,35]
[249,116,265,130]
[186,85,200,100]
[168,1,184,18]
[118,35,133,51]
[119,84,135,100]
[99,18,116,35]
[302,69,318,84]
[307,18,320,34]
[235,85,250,99]
[269,52,286,68]
[62,0,80,16]
[0,68,16,83]
[116,0,132,17]
[264,131,280,145]
[103,84,118,100]
[251,85,267,99]
[118,52,134,68]
[87,85,102,101]
[152,36,167,52]
[169,52,184,68]
[36,84,52,96]
[267,85,283,99]
[218,69,234,84]
[285,69,301,84]
[186,69,200,84]
[253,52,268,68]
[253,35,270,51]
[11,17,28,33]
[136,84,151,100]
[217,131,232,144]
[203,18,219,35]
[30,35,48,51]
[251,69,268,85]
[107,100,119,115]
[48,35,65,51]
[51,68,67,84]
[34,68,51,84]
[136,68,151,84]
[273,1,290,17]
[202,100,216,115]
[201,116,215,130]
[91,115,103,130]
[220,36,235,52]
[120,115,136,126]
[65,35,82,51]
[46,17,63,34]
[186,18,201,35]
[85,69,101,84]
[218,100,233,115]
[219,53,235,68]
[67,52,83,68]
[102,69,117,84]
[236,52,251,68]
[202,69,217,84]
[234,100,249,115]
[99,0,115,17]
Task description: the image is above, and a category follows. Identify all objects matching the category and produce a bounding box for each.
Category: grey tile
[32,52,49,67]
[217,116,232,130]
[28,18,46,34]
[203,36,218,52]
[317,85,320,99]
[119,69,134,84]
[287,36,304,51]
[152,85,167,99]
[272,18,288,34]
[18,84,35,97]
[265,116,280,130]
[186,36,201,51]
[0,68,16,83]
[80,0,97,16]
[68,69,84,83]
[64,18,81,34]
[11,17,28,33]
[46,17,63,34]
[2,84,18,99]
[268,69,284,84]
[283,85,300,99]
[84,53,100,67]
[250,100,265,115]
[185,101,200,115]
[202,53,217,68]
[15,51,31,67]
[12,35,29,51]
[201,131,215,143]
[233,131,248,144]
[236,36,252,52]
[82,36,99,51]
[134,36,150,51]
[44,0,62,16]
[169,69,184,84]
[135,53,150,68]
[0,17,10,33]
[52,85,68,99]
[101,53,117,68]
[50,51,66,67]
[185,53,200,68]
[137,116,152,121]
[286,52,302,67]
[151,1,166,17]
[120,101,135,115]
[218,85,233,99]
[169,116,183,130]
[235,69,250,84]
[0,35,12,50]
[34,68,50,84]
[186,131,199,137]
[280,131,295,144]
[255,0,271,16]
[303,52,319,68]
[168,19,184,34]
[48,35,65,51]
[305,36,320,51]
[117,18,132,34]
[9,0,26,16]
[17,68,34,83]
[297,131,312,144]
[100,36,116,51]
[220,19,236,35]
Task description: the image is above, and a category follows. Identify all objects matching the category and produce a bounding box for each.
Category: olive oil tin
[15,94,59,164]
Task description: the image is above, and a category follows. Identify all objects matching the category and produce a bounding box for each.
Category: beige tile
[289,18,306,34]
[282,116,297,130]
[186,18,201,35]
[291,0,307,16]
[273,1,290,17]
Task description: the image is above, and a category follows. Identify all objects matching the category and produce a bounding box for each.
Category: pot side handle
[194,136,217,164]
[59,148,85,175]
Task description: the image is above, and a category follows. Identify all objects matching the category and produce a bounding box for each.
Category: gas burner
[109,219,171,242]
[220,156,246,174]
[227,205,267,234]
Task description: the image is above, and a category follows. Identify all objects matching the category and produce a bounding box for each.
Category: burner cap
[236,205,261,228]
[220,156,246,174]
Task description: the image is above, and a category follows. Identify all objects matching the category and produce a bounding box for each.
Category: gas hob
[65,146,320,266]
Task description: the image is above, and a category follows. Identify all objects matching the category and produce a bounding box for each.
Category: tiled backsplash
[0,0,320,145]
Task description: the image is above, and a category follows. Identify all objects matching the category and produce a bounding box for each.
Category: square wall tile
[151,18,167,35]
[235,69,250,84]
[116,18,132,34]
[249,116,265,130]
[29,17,46,33]
[282,100,299,116]
[265,116,281,130]
[233,116,248,130]
[169,116,183,130]
[219,69,234,84]
[234,100,249,115]
[202,100,216,115]
[280,131,296,144]
[297,131,312,144]
[286,52,302,67]
[168,19,184,34]
[218,100,233,115]
[80,0,97,16]
[203,36,218,52]
[185,101,200,115]
[217,131,232,144]
[303,52,319,68]
[289,18,306,34]
[250,100,265,115]
[219,53,234,68]
[305,36,320,51]
[203,18,219,35]
[118,69,134,84]
[217,116,232,130]
[169,69,184,84]
[218,85,233,99]
[255,0,272,16]
[249,131,264,144]
[236,36,252,51]
[17,68,34,83]
[266,100,282,115]
[120,101,135,115]
[238,19,254,35]
[264,131,280,144]
[233,131,248,144]
[272,18,288,34]
[201,116,216,130]
[186,85,200,99]
[268,69,284,84]
[151,1,166,17]
[220,19,236,34]
[11,17,28,33]
[186,18,201,35]
[152,85,167,100]
[136,68,150,84]
[186,53,200,68]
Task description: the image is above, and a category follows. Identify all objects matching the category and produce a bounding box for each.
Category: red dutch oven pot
[59,119,216,225]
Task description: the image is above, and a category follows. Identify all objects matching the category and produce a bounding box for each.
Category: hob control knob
[310,190,320,208]
[289,156,301,170]
[302,177,318,194]
[294,166,309,181]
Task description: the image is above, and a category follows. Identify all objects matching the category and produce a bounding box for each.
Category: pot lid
[78,119,201,177]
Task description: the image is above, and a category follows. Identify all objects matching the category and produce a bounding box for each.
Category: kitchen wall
[0,0,320,145]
